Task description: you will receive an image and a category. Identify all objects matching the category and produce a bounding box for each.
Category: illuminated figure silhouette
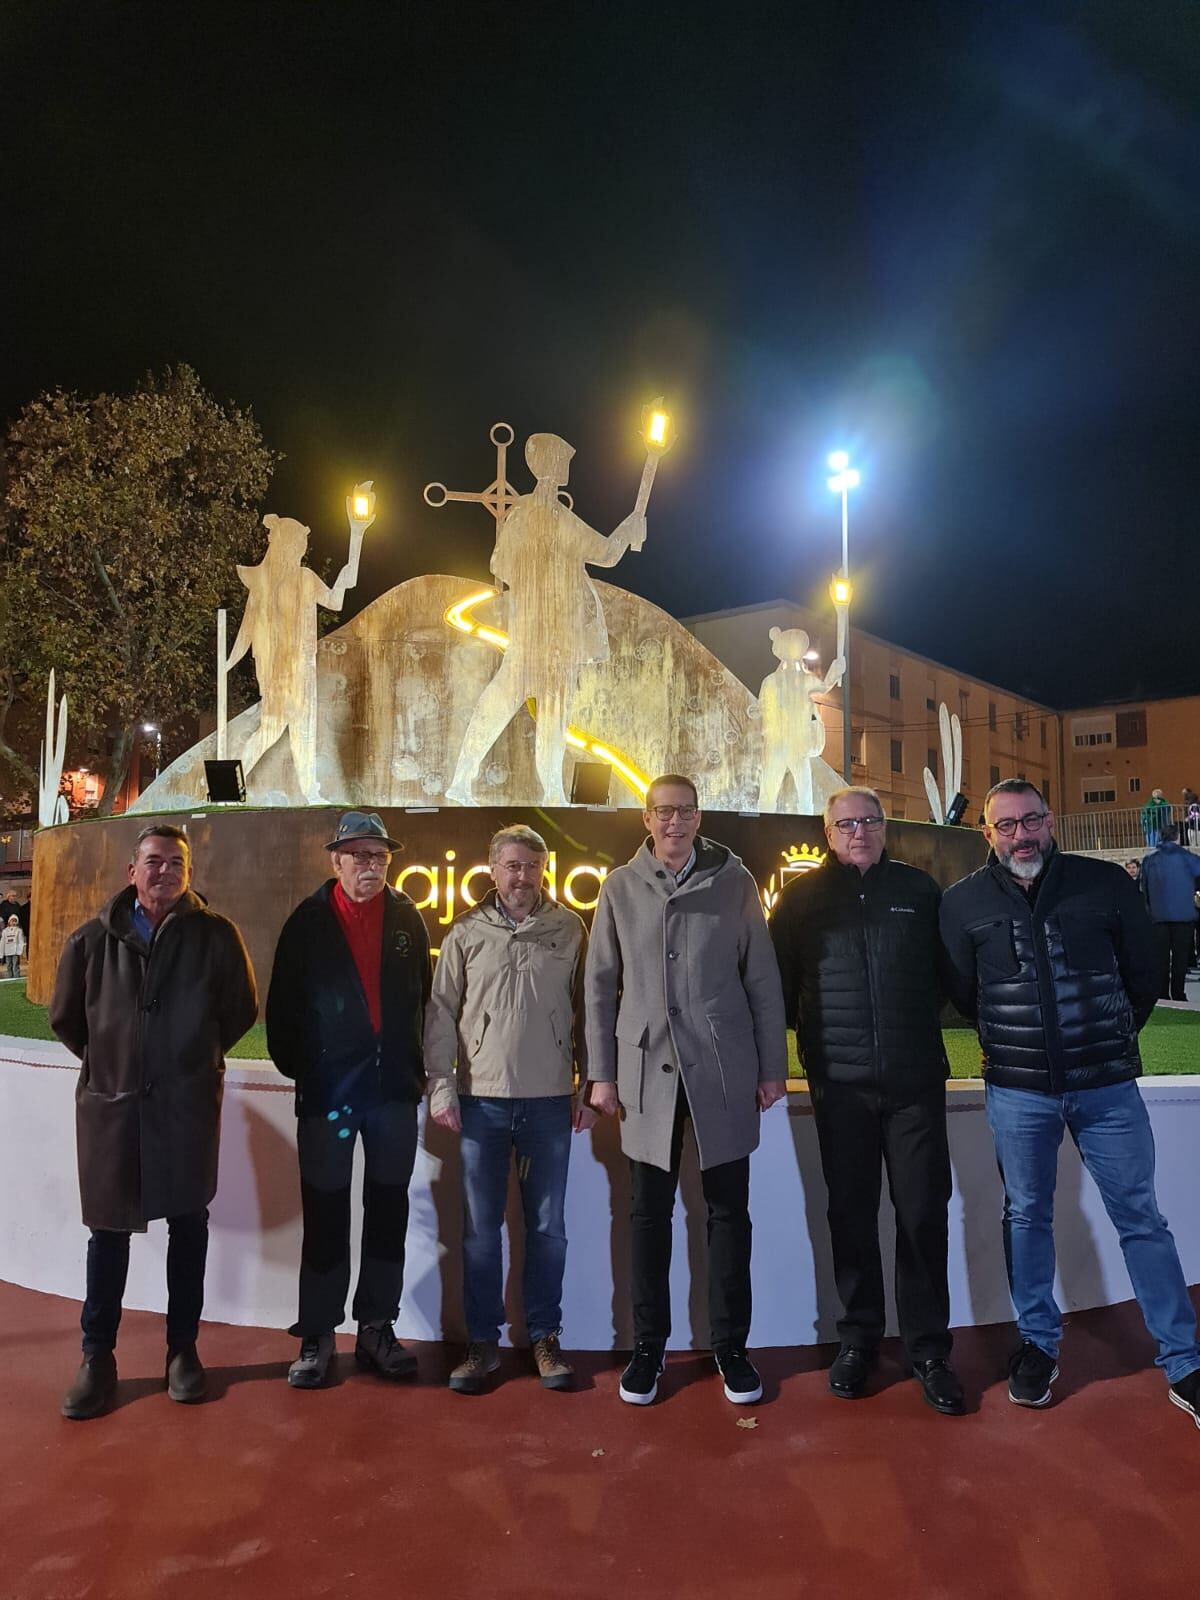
[444,434,646,807]
[225,489,375,803]
[757,626,846,814]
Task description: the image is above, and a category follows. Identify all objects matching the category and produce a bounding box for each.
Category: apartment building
[1062,693,1200,812]
[683,600,1060,819]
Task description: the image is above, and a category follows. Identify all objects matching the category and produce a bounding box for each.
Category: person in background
[1141,789,1171,851]
[1140,823,1200,1002]
[2,913,26,978]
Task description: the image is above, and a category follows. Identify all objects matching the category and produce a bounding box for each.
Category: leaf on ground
[591,1448,605,1457]
[735,1417,758,1430]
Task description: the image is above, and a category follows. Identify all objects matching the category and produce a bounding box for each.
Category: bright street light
[827,452,859,782]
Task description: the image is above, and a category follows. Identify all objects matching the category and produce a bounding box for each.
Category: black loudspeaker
[945,791,969,826]
[570,762,611,805]
[204,760,247,804]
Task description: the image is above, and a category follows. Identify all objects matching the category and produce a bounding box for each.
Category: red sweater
[331,881,384,1033]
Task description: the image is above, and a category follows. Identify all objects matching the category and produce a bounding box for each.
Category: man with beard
[940,780,1200,1428]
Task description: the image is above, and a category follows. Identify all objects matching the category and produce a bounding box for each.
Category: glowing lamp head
[353,493,371,519]
[830,575,853,607]
[641,396,674,454]
[828,467,860,494]
[828,450,849,472]
[349,480,376,524]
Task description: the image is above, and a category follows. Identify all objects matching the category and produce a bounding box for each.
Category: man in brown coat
[50,823,258,1420]
[585,774,788,1407]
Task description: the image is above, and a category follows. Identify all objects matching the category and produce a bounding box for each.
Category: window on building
[892,797,907,820]
[927,747,938,778]
[1040,720,1047,750]
[890,739,903,773]
[1043,778,1051,807]
[1014,712,1026,741]
[1073,730,1113,748]
[925,696,936,711]
[988,701,997,731]
[889,673,901,701]
[1083,787,1116,805]
[1115,709,1147,748]
[1129,776,1141,794]
[989,764,1000,787]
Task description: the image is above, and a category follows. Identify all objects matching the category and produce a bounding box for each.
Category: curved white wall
[3,1039,1199,1350]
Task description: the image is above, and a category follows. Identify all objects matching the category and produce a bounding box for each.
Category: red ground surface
[1,1280,1197,1600]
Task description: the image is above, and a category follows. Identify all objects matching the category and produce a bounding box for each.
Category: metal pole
[841,488,851,782]
[216,609,228,760]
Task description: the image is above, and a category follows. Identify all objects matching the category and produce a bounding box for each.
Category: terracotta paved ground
[1,1281,1197,1600]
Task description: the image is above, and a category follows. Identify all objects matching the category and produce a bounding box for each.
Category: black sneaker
[714,1345,763,1404]
[288,1334,335,1389]
[1007,1341,1058,1407]
[1168,1369,1200,1429]
[619,1341,665,1406]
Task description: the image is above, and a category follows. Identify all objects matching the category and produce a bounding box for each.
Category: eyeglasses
[650,805,699,821]
[341,850,392,866]
[988,812,1049,837]
[830,816,885,836]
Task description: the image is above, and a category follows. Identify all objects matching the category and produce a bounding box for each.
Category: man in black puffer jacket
[940,779,1200,1428]
[771,786,962,1416]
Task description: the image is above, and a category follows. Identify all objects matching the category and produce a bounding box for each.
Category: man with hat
[267,811,432,1388]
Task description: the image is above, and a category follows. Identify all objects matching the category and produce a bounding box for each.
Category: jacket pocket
[1059,911,1117,975]
[469,1012,492,1057]
[969,918,1019,981]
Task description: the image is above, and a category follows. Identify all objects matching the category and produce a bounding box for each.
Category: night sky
[5,0,1199,708]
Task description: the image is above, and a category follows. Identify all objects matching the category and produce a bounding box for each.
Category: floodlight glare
[828,450,849,472]
[142,723,158,733]
[830,575,853,607]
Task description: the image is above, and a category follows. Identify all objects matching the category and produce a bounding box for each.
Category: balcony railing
[1055,804,1199,855]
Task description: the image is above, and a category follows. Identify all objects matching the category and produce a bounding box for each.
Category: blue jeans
[459,1095,572,1344]
[986,1080,1200,1383]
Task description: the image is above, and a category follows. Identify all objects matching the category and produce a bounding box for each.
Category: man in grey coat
[586,774,788,1407]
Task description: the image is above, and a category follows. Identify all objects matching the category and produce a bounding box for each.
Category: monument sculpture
[38,669,69,828]
[922,702,964,825]
[756,627,846,815]
[428,419,668,807]
[220,485,376,803]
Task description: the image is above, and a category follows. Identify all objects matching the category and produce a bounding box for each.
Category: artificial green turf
[2,980,1195,1077]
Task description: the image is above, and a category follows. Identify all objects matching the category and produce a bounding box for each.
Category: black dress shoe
[828,1345,877,1399]
[166,1344,207,1404]
[912,1358,965,1415]
[62,1352,118,1420]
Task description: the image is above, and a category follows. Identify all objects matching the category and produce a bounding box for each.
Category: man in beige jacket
[586,775,788,1407]
[425,823,592,1393]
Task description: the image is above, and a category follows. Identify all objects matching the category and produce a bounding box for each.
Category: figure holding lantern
[444,411,673,807]
[223,483,376,803]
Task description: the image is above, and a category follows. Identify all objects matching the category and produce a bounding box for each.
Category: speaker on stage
[204,760,247,804]
[945,791,969,826]
[570,762,611,805]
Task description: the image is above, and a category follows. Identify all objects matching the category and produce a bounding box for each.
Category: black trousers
[811,1081,952,1364]
[1154,921,1195,1001]
[293,1099,418,1338]
[81,1208,209,1355]
[629,1094,752,1349]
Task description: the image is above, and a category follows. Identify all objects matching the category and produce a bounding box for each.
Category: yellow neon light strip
[442,590,651,801]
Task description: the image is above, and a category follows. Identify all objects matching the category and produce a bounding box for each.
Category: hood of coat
[627,833,733,885]
[99,884,209,942]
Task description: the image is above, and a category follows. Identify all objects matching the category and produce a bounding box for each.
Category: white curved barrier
[3,1039,1199,1349]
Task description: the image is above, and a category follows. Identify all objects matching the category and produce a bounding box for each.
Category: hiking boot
[1007,1341,1059,1407]
[912,1357,965,1415]
[532,1332,574,1391]
[449,1340,501,1394]
[828,1345,877,1399]
[288,1333,336,1389]
[355,1322,418,1380]
[165,1345,206,1404]
[61,1351,117,1421]
[714,1344,763,1404]
[618,1341,666,1406]
[1168,1368,1200,1429]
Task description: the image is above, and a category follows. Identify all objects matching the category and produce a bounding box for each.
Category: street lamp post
[827,452,860,783]
[142,722,162,782]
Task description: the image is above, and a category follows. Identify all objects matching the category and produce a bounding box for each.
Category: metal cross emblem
[423,422,522,527]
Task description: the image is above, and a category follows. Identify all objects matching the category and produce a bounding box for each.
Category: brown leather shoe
[448,1341,500,1394]
[532,1333,574,1391]
[62,1352,118,1420]
[354,1322,418,1380]
[165,1344,206,1403]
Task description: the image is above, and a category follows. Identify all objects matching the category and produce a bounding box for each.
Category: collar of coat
[984,839,1062,901]
[456,888,580,935]
[628,834,731,887]
[822,848,891,890]
[306,879,416,924]
[100,884,208,944]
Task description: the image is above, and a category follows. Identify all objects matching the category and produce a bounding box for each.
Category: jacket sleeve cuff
[428,1079,460,1117]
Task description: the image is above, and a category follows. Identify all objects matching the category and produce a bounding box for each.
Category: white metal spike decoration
[38,669,69,828]
[922,702,963,825]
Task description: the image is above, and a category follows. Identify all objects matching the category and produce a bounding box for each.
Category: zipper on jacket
[860,888,883,1085]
